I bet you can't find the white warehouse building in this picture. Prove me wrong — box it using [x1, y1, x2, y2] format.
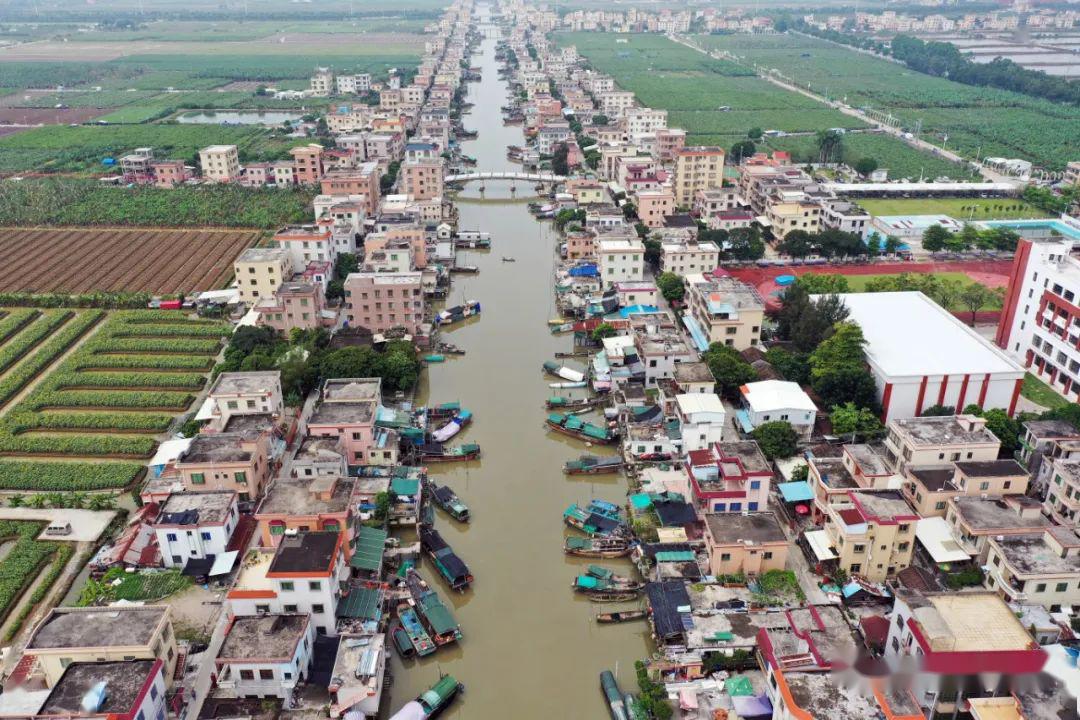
[836, 292, 1025, 421]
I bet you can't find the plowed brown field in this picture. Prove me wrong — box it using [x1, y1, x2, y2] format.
[0, 226, 258, 293]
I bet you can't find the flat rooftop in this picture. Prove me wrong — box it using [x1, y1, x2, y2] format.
[179, 434, 253, 464]
[222, 413, 276, 438]
[40, 660, 157, 716]
[995, 532, 1080, 576]
[891, 415, 999, 446]
[951, 496, 1049, 532]
[704, 512, 787, 545]
[955, 459, 1027, 477]
[845, 443, 892, 477]
[811, 456, 858, 490]
[674, 361, 714, 385]
[269, 531, 340, 575]
[309, 401, 375, 425]
[237, 247, 290, 263]
[211, 371, 280, 396]
[908, 466, 957, 492]
[294, 436, 345, 463]
[852, 490, 917, 521]
[219, 614, 308, 661]
[159, 491, 234, 525]
[258, 476, 353, 516]
[28, 606, 167, 650]
[715, 441, 771, 474]
[785, 670, 881, 720]
[901, 589, 1034, 651]
[323, 378, 381, 402]
[836, 292, 1023, 378]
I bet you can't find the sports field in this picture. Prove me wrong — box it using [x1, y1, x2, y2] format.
[855, 198, 1050, 220]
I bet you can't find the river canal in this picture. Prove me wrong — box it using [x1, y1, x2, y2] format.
[387, 9, 650, 718]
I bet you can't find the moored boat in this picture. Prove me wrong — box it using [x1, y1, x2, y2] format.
[542, 360, 586, 383]
[397, 605, 436, 657]
[572, 575, 643, 601]
[437, 343, 466, 355]
[431, 409, 472, 442]
[546, 412, 618, 444]
[404, 568, 463, 646]
[389, 674, 464, 720]
[564, 455, 623, 475]
[414, 442, 481, 463]
[548, 381, 587, 389]
[546, 396, 600, 411]
[585, 564, 643, 589]
[564, 536, 632, 558]
[563, 500, 627, 537]
[450, 265, 479, 274]
[423, 354, 446, 363]
[596, 610, 647, 624]
[601, 671, 630, 720]
[426, 401, 461, 421]
[419, 526, 474, 591]
[391, 620, 415, 657]
[435, 301, 480, 326]
[430, 484, 470, 522]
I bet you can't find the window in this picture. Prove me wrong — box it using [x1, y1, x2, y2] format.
[191, 473, 205, 485]
[1056, 582, 1068, 592]
[259, 669, 274, 680]
[730, 503, 742, 511]
[720, 553, 731, 561]
[246, 400, 256, 409]
[284, 604, 298, 612]
[850, 563, 861, 573]
[201, 532, 212, 540]
[313, 604, 325, 613]
[1036, 583, 1047, 592]
[853, 544, 866, 554]
[227, 401, 238, 410]
[235, 471, 247, 485]
[255, 604, 270, 613]
[979, 481, 990, 491]
[935, 501, 946, 511]
[166, 533, 177, 542]
[750, 481, 761, 490]
[283, 671, 293, 680]
[763, 552, 773, 560]
[280, 581, 294, 591]
[309, 581, 321, 591]
[239, 670, 255, 680]
[748, 502, 759, 511]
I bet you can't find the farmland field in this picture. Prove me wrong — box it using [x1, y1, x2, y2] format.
[855, 197, 1050, 220]
[558, 32, 973, 178]
[0, 227, 259, 292]
[692, 33, 1080, 170]
[0, 310, 228, 469]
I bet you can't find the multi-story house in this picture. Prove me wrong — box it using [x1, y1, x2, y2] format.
[174, 431, 270, 502]
[673, 393, 726, 452]
[684, 275, 764, 350]
[703, 512, 789, 577]
[343, 271, 425, 335]
[673, 146, 725, 208]
[255, 472, 353, 547]
[24, 606, 178, 688]
[234, 247, 291, 305]
[215, 614, 315, 701]
[274, 224, 336, 274]
[321, 165, 381, 216]
[305, 378, 382, 465]
[149, 159, 190, 188]
[290, 144, 324, 186]
[820, 198, 870, 236]
[257, 282, 333, 333]
[34, 659, 168, 720]
[738, 380, 818, 438]
[1045, 457, 1080, 526]
[884, 414, 1001, 474]
[653, 127, 686, 164]
[199, 144, 240, 183]
[659, 241, 720, 277]
[985, 526, 1080, 609]
[824, 490, 919, 583]
[765, 199, 822, 239]
[597, 239, 645, 287]
[399, 158, 444, 201]
[205, 371, 283, 431]
[947, 495, 1051, 561]
[623, 107, 667, 136]
[883, 589, 1046, 718]
[310, 67, 333, 96]
[902, 459, 1029, 518]
[154, 491, 238, 569]
[636, 190, 675, 228]
[685, 440, 772, 512]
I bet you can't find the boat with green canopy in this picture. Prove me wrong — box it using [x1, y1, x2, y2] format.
[546, 412, 618, 444]
[563, 535, 633, 558]
[564, 455, 623, 475]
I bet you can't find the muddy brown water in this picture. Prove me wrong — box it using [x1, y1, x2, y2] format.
[383, 12, 651, 720]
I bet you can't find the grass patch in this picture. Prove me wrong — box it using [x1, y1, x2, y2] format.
[1021, 372, 1069, 410]
[78, 567, 193, 605]
[855, 197, 1050, 220]
[823, 272, 1003, 311]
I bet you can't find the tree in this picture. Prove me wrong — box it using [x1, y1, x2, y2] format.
[809, 322, 879, 408]
[747, 127, 763, 140]
[884, 235, 902, 255]
[776, 285, 850, 353]
[980, 408, 1022, 457]
[729, 139, 756, 163]
[320, 346, 380, 379]
[816, 129, 844, 163]
[765, 347, 811, 384]
[922, 224, 951, 252]
[702, 343, 758, 397]
[866, 232, 881, 257]
[751, 421, 799, 460]
[552, 143, 570, 176]
[959, 283, 995, 325]
[853, 157, 879, 176]
[656, 272, 685, 303]
[724, 226, 765, 261]
[931, 277, 964, 311]
[795, 273, 850, 294]
[592, 114, 609, 126]
[591, 322, 617, 342]
[335, 252, 359, 278]
[920, 404, 956, 417]
[830, 402, 883, 438]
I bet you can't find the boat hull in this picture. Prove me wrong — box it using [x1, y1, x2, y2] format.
[546, 420, 618, 445]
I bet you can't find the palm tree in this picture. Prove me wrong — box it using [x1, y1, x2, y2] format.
[816, 129, 845, 164]
[88, 494, 116, 511]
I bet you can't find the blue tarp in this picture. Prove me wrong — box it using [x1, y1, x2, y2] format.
[778, 481, 814, 503]
[682, 315, 710, 352]
[569, 263, 599, 277]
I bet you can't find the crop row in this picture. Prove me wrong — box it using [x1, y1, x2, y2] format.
[56, 371, 207, 390]
[3, 543, 75, 642]
[0, 522, 58, 624]
[88, 337, 223, 355]
[6, 410, 173, 433]
[0, 460, 142, 490]
[72, 354, 213, 371]
[0, 310, 38, 347]
[0, 311, 105, 409]
[110, 323, 231, 338]
[0, 430, 158, 457]
[28, 389, 195, 411]
[0, 311, 73, 376]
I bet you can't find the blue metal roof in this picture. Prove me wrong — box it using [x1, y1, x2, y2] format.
[777, 481, 814, 503]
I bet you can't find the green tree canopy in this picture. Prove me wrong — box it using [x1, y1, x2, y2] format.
[751, 421, 799, 460]
[702, 343, 758, 397]
[656, 272, 685, 302]
[830, 402, 883, 438]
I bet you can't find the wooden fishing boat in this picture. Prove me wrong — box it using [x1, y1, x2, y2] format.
[584, 564, 643, 590]
[596, 610, 647, 624]
[601, 671, 630, 720]
[546, 396, 601, 411]
[389, 674, 464, 720]
[419, 526, 474, 591]
[423, 354, 446, 363]
[450, 265, 479, 274]
[542, 361, 586, 383]
[564, 455, 623, 475]
[549, 380, 587, 389]
[431, 410, 471, 443]
[572, 575, 642, 602]
[437, 342, 466, 355]
[414, 442, 480, 463]
[390, 620, 415, 657]
[546, 412, 618, 444]
[502, 256, 516, 262]
[396, 604, 436, 657]
[404, 568, 463, 646]
[426, 401, 461, 421]
[563, 500, 627, 537]
[430, 484, 470, 522]
[435, 301, 481, 326]
[564, 536, 632, 558]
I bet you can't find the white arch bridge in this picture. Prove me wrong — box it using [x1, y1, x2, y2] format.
[445, 171, 567, 183]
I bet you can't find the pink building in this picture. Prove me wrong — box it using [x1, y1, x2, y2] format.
[290, 144, 324, 185]
[685, 441, 773, 512]
[636, 190, 675, 228]
[256, 282, 333, 333]
[399, 159, 444, 201]
[321, 164, 380, 216]
[305, 378, 381, 465]
[149, 160, 191, 188]
[239, 162, 272, 188]
[343, 271, 425, 335]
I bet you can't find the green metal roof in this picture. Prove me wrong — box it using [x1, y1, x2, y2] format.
[337, 586, 383, 620]
[350, 525, 387, 572]
[418, 592, 458, 635]
[390, 477, 420, 496]
[655, 551, 696, 563]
